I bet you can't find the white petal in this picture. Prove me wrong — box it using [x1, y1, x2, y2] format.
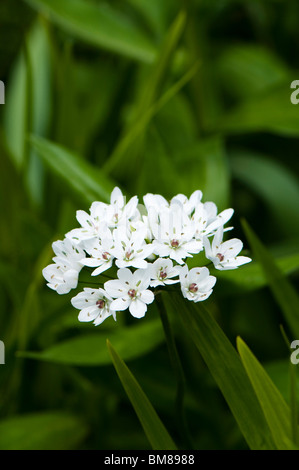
[110, 297, 130, 311]
[110, 186, 124, 207]
[78, 306, 99, 322]
[92, 260, 113, 276]
[139, 289, 155, 305]
[104, 280, 127, 298]
[129, 299, 147, 318]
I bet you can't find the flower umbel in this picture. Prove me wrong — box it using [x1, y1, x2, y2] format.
[42, 187, 252, 326]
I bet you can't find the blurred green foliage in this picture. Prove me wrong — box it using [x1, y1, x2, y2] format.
[1, 0, 299, 450]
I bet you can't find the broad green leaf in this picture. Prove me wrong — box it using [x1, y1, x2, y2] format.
[107, 339, 177, 450]
[0, 412, 88, 450]
[242, 220, 299, 339]
[217, 83, 299, 137]
[237, 337, 293, 450]
[217, 44, 290, 100]
[29, 135, 115, 204]
[166, 293, 276, 450]
[18, 318, 164, 366]
[25, 0, 156, 63]
[231, 152, 299, 236]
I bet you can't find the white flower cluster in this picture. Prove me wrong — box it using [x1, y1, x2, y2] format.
[42, 187, 251, 326]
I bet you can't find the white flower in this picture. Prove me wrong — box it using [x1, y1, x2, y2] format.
[111, 225, 154, 269]
[66, 187, 140, 244]
[179, 264, 216, 302]
[203, 226, 251, 270]
[143, 193, 169, 213]
[104, 186, 140, 229]
[149, 258, 180, 287]
[71, 288, 116, 326]
[42, 238, 84, 294]
[150, 202, 202, 264]
[191, 202, 234, 241]
[80, 225, 115, 276]
[104, 268, 154, 318]
[171, 190, 203, 216]
[66, 201, 106, 244]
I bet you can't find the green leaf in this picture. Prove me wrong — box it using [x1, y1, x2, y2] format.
[237, 337, 293, 450]
[242, 219, 299, 339]
[166, 293, 276, 450]
[231, 152, 299, 236]
[29, 135, 115, 204]
[265, 360, 299, 408]
[107, 339, 177, 450]
[18, 318, 164, 366]
[3, 20, 52, 205]
[217, 44, 290, 100]
[217, 83, 299, 137]
[25, 0, 156, 63]
[0, 412, 88, 450]
[174, 137, 231, 211]
[103, 10, 187, 177]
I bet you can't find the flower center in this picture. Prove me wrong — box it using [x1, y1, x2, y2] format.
[189, 283, 198, 293]
[125, 250, 133, 260]
[128, 289, 136, 299]
[96, 299, 106, 309]
[159, 269, 167, 280]
[170, 239, 179, 248]
[102, 251, 110, 261]
[216, 253, 225, 262]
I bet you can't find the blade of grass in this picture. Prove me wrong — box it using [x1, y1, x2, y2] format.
[25, 0, 156, 63]
[280, 325, 299, 446]
[102, 10, 188, 176]
[237, 337, 293, 450]
[242, 219, 299, 339]
[166, 292, 276, 450]
[103, 60, 200, 177]
[155, 293, 193, 449]
[107, 339, 177, 450]
[29, 135, 115, 204]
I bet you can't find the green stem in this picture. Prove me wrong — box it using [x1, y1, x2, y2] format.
[155, 292, 194, 449]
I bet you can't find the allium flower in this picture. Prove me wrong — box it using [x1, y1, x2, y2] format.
[149, 258, 180, 287]
[103, 186, 140, 229]
[203, 226, 251, 270]
[42, 186, 252, 327]
[111, 225, 154, 269]
[66, 187, 139, 244]
[71, 288, 116, 326]
[191, 202, 234, 242]
[171, 190, 203, 216]
[66, 201, 105, 244]
[42, 238, 84, 294]
[104, 268, 155, 318]
[150, 202, 202, 264]
[80, 226, 115, 276]
[179, 265, 216, 302]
